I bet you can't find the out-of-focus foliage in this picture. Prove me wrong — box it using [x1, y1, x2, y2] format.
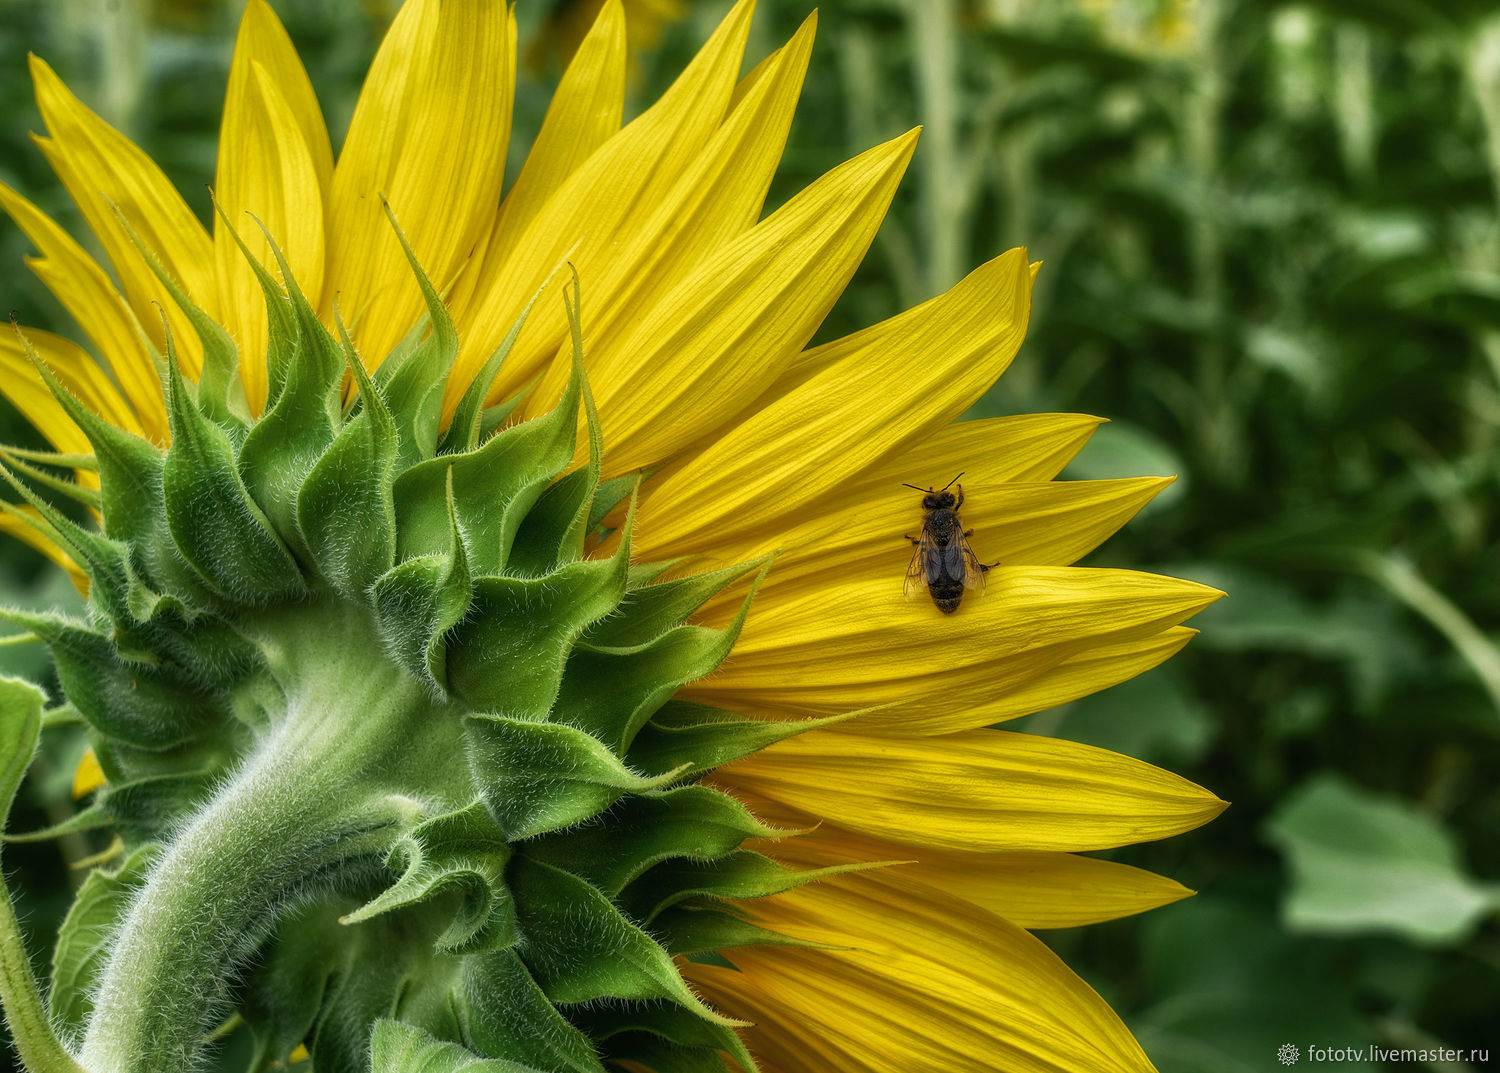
[1, 0, 1497, 1069]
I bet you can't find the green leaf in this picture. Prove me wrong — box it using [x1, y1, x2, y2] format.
[1264, 775, 1500, 945]
[651, 905, 808, 956]
[297, 343, 398, 600]
[464, 716, 681, 840]
[520, 786, 779, 897]
[161, 339, 306, 602]
[48, 844, 160, 1036]
[508, 857, 740, 1025]
[370, 1020, 549, 1073]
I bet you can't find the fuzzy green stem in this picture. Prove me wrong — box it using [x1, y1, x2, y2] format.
[78, 607, 459, 1073]
[0, 880, 87, 1073]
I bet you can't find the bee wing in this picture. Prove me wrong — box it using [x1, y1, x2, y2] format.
[904, 533, 935, 597]
[957, 531, 988, 591]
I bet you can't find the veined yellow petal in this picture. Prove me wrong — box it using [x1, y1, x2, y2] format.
[1, 327, 141, 444]
[0, 506, 87, 593]
[700, 477, 1173, 609]
[29, 55, 212, 378]
[683, 568, 1221, 725]
[626, 248, 1031, 555]
[766, 826, 1192, 928]
[455, 0, 755, 402]
[449, 0, 625, 321]
[326, 0, 513, 366]
[514, 15, 818, 423]
[214, 60, 327, 412]
[719, 728, 1226, 852]
[960, 626, 1198, 732]
[691, 877, 1156, 1073]
[585, 129, 919, 475]
[0, 182, 165, 441]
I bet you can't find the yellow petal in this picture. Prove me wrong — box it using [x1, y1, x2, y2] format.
[690, 876, 1156, 1073]
[767, 826, 1192, 929]
[683, 567, 1221, 727]
[697, 476, 1173, 613]
[961, 626, 1197, 732]
[326, 0, 514, 366]
[510, 14, 819, 422]
[720, 727, 1226, 852]
[1, 327, 141, 447]
[214, 59, 328, 412]
[450, 0, 626, 319]
[625, 245, 1029, 557]
[0, 182, 165, 441]
[0, 506, 87, 593]
[72, 746, 106, 799]
[454, 0, 755, 401]
[29, 55, 213, 378]
[585, 129, 919, 475]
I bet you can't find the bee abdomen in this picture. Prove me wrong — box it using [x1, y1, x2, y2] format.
[929, 576, 964, 613]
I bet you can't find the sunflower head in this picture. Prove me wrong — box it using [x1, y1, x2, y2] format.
[0, 2, 1225, 1072]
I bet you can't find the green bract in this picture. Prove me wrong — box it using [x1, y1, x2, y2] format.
[0, 224, 838, 1073]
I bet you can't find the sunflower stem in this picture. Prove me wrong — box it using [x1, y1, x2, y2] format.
[77, 606, 455, 1073]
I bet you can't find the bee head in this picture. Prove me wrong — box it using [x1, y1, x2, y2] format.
[923, 491, 957, 510]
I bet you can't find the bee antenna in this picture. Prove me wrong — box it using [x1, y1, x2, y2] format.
[940, 472, 964, 491]
[901, 482, 930, 492]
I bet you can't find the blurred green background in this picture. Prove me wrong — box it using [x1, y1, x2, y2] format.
[2, 0, 1498, 1070]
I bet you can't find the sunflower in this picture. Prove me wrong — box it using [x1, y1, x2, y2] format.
[0, 1, 1225, 1072]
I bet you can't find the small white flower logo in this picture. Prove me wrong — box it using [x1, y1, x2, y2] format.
[1277, 1043, 1300, 1065]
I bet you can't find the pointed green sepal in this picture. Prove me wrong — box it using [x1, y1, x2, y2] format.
[582, 559, 762, 649]
[0, 447, 99, 509]
[161, 334, 306, 602]
[464, 715, 683, 840]
[235, 225, 345, 554]
[599, 1032, 734, 1073]
[628, 701, 853, 781]
[374, 200, 459, 465]
[619, 850, 883, 926]
[446, 520, 631, 714]
[576, 1002, 757, 1073]
[654, 904, 821, 957]
[392, 354, 583, 574]
[372, 473, 471, 690]
[211, 195, 298, 407]
[113, 202, 249, 429]
[460, 950, 609, 1073]
[48, 844, 159, 1037]
[2, 799, 111, 843]
[342, 800, 515, 954]
[0, 610, 213, 749]
[521, 785, 780, 897]
[508, 856, 742, 1026]
[369, 1020, 550, 1073]
[296, 338, 398, 600]
[556, 579, 759, 754]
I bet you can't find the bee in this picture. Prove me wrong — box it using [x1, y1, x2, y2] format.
[903, 472, 994, 614]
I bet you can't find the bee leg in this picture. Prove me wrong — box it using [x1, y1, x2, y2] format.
[963, 528, 974, 537]
[904, 533, 920, 545]
[955, 487, 965, 509]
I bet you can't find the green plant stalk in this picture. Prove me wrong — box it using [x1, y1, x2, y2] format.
[78, 602, 458, 1072]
